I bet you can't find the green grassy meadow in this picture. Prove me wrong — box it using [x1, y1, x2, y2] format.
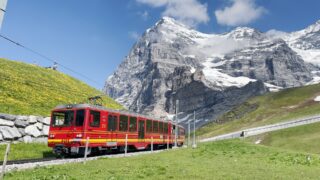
[0, 58, 123, 116]
[246, 122, 320, 154]
[197, 83, 320, 139]
[5, 139, 320, 179]
[0, 143, 53, 161]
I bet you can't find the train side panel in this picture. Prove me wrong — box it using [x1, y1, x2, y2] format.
[48, 104, 184, 156]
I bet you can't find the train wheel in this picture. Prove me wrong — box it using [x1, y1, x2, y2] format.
[91, 147, 101, 155]
[118, 146, 125, 153]
[77, 147, 92, 156]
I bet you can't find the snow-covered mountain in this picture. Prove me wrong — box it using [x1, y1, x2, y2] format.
[104, 17, 320, 128]
[284, 20, 320, 65]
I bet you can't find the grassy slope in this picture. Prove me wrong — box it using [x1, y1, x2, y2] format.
[0, 143, 53, 161]
[197, 83, 320, 139]
[6, 140, 320, 179]
[0, 58, 123, 116]
[246, 122, 320, 154]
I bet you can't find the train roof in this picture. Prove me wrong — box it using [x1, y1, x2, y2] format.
[54, 104, 181, 125]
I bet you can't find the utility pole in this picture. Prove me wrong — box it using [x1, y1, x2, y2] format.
[192, 110, 197, 148]
[174, 99, 179, 148]
[0, 0, 7, 31]
[1, 142, 10, 180]
[188, 119, 190, 147]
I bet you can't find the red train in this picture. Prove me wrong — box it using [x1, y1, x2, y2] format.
[47, 104, 185, 156]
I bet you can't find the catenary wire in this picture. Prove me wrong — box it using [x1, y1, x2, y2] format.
[0, 34, 104, 87]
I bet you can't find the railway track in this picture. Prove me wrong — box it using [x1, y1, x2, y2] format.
[0, 146, 150, 166]
[200, 114, 320, 142]
[0, 151, 127, 166]
[0, 148, 169, 173]
[0, 157, 57, 166]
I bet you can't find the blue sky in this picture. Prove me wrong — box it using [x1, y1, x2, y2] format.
[0, 0, 319, 90]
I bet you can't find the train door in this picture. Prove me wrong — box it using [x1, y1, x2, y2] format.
[163, 122, 168, 144]
[107, 113, 118, 145]
[138, 119, 145, 139]
[73, 109, 85, 137]
[172, 124, 175, 145]
[65, 111, 74, 141]
[87, 110, 101, 144]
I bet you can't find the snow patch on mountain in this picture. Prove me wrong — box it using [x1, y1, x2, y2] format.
[264, 83, 283, 92]
[203, 67, 256, 88]
[189, 35, 252, 58]
[201, 57, 256, 88]
[291, 48, 320, 64]
[190, 66, 196, 73]
[314, 96, 320, 102]
[306, 76, 320, 85]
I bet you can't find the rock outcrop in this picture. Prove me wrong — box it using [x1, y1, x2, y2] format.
[165, 67, 267, 127]
[0, 113, 49, 143]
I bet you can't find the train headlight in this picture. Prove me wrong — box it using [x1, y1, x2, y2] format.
[76, 134, 82, 138]
[66, 104, 73, 109]
[49, 134, 55, 138]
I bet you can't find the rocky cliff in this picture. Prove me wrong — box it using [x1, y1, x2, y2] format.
[104, 17, 320, 128]
[164, 67, 267, 127]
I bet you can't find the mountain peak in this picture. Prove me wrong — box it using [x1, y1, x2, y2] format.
[234, 27, 256, 31]
[160, 16, 176, 23]
[228, 27, 264, 40]
[143, 16, 205, 43]
[306, 19, 320, 33]
[156, 16, 177, 25]
[155, 16, 190, 29]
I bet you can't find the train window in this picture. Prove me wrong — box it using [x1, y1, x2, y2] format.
[153, 121, 158, 133]
[108, 115, 118, 131]
[179, 127, 185, 135]
[89, 111, 100, 127]
[172, 125, 176, 134]
[159, 122, 163, 133]
[52, 111, 73, 127]
[119, 115, 128, 132]
[129, 117, 137, 132]
[75, 110, 85, 126]
[164, 123, 168, 133]
[146, 120, 152, 133]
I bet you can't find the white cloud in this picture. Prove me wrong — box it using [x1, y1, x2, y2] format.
[215, 0, 267, 26]
[265, 29, 288, 39]
[128, 31, 140, 40]
[136, 0, 168, 7]
[138, 11, 149, 20]
[136, 0, 209, 27]
[184, 36, 251, 58]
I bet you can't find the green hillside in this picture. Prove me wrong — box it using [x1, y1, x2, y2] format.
[197, 83, 320, 139]
[0, 58, 123, 116]
[247, 122, 320, 154]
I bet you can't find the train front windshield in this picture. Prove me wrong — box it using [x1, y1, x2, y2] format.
[51, 110, 86, 127]
[52, 111, 74, 127]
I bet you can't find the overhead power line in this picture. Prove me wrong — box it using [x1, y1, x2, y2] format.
[0, 34, 104, 87]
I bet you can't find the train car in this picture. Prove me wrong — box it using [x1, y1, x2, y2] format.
[47, 104, 185, 156]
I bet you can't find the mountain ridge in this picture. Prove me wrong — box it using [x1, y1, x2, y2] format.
[104, 17, 320, 128]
